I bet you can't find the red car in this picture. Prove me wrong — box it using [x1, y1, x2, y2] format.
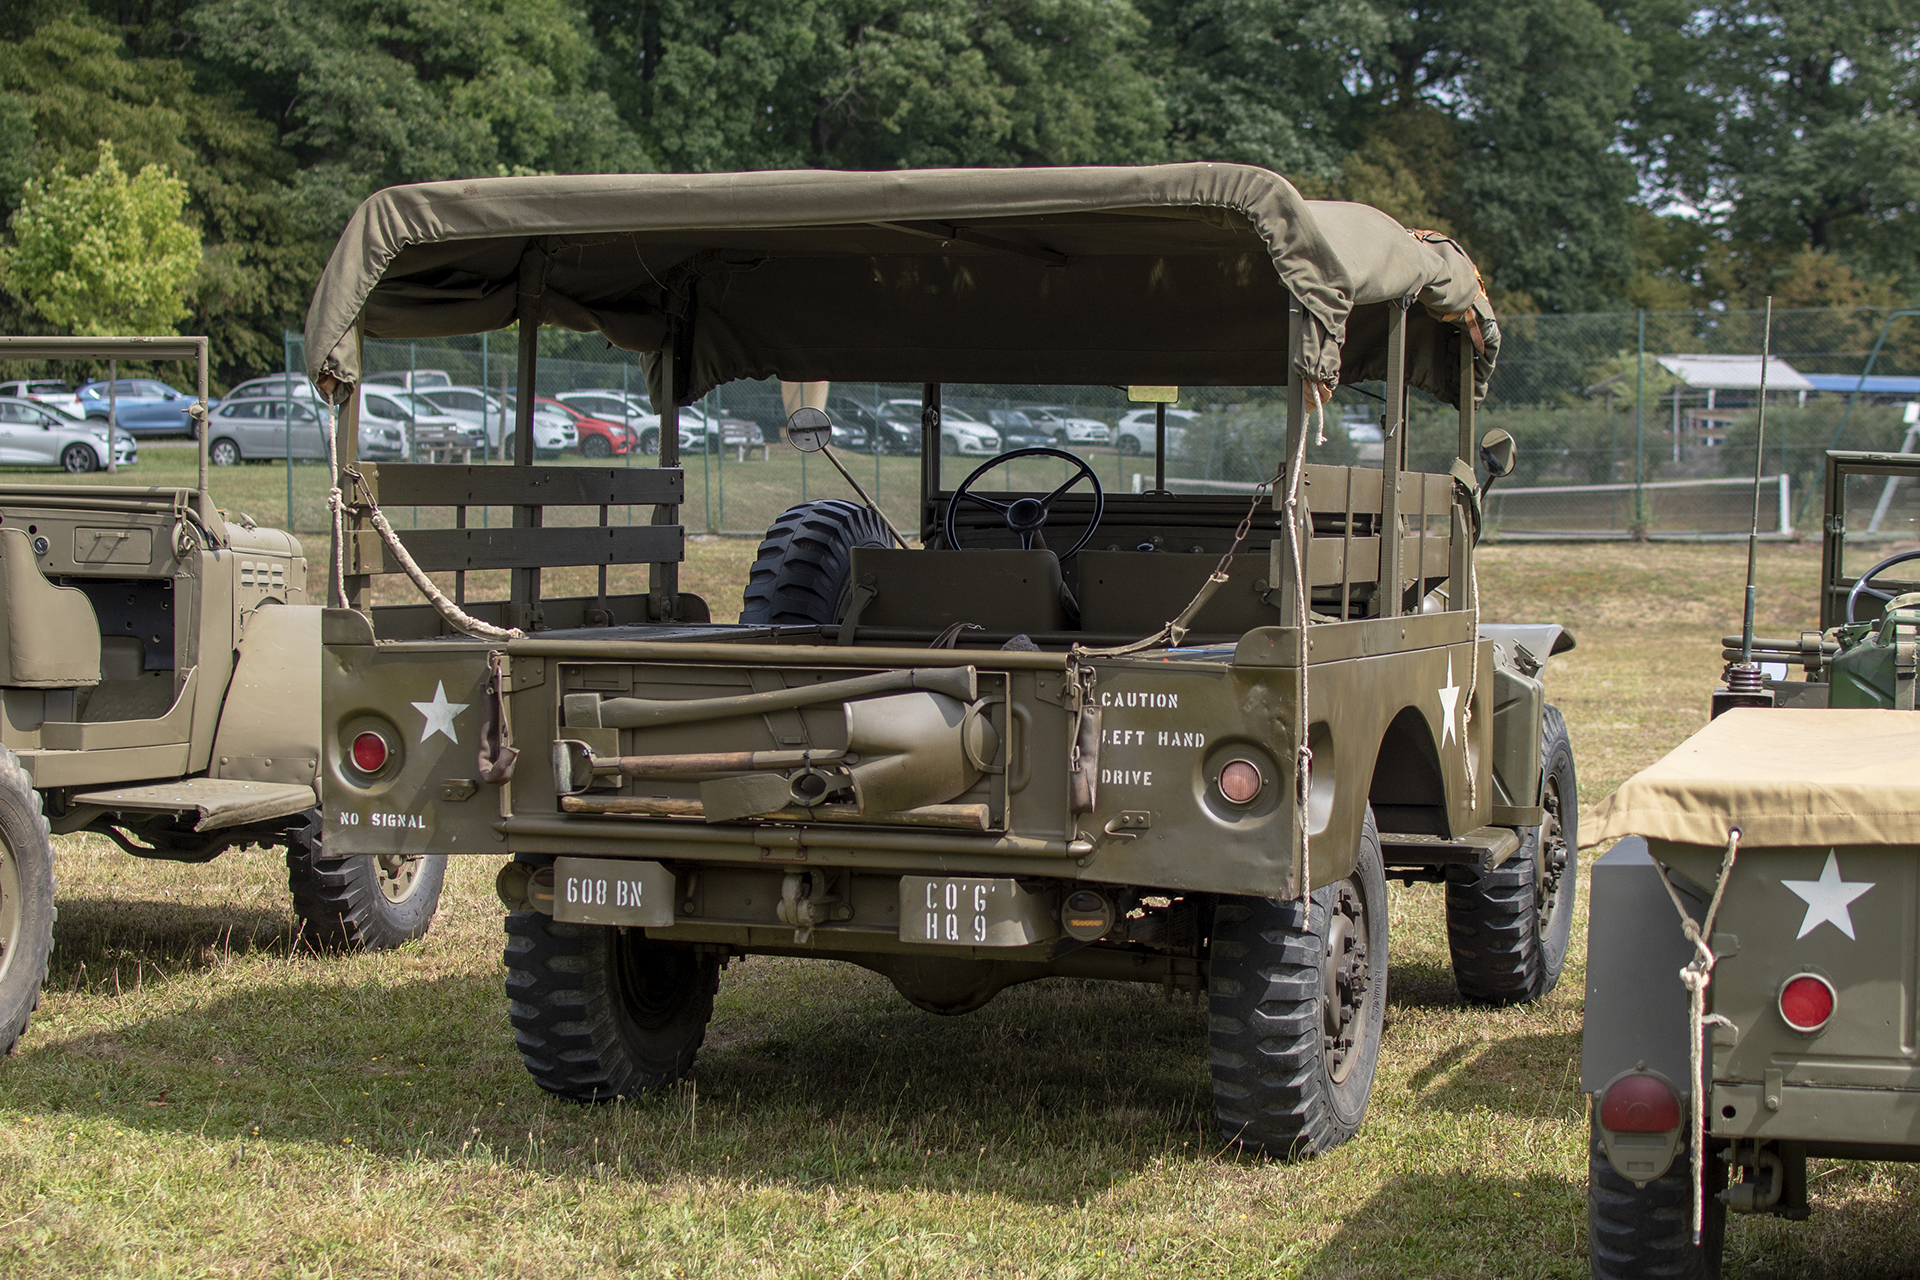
[535, 397, 637, 458]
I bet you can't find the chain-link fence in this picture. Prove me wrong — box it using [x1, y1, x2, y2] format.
[7, 308, 1916, 545]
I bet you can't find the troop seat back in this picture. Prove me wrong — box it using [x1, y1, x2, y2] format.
[842, 548, 1070, 634]
[1076, 549, 1279, 635]
[0, 527, 101, 687]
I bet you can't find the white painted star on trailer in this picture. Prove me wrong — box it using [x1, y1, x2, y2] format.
[411, 681, 470, 745]
[1437, 656, 1461, 746]
[1782, 851, 1874, 940]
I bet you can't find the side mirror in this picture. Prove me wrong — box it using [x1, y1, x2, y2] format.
[1479, 428, 1517, 480]
[786, 406, 833, 453]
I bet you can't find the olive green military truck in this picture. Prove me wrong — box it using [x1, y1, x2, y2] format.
[309, 166, 1577, 1156]
[1582, 450, 1920, 1276]
[0, 336, 445, 1060]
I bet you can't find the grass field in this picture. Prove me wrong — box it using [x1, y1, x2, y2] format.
[4, 519, 1917, 1276]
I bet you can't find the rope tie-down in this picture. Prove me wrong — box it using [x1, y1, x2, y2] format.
[1653, 828, 1742, 1244]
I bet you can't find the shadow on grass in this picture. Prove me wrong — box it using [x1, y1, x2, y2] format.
[6, 961, 1218, 1202]
[1387, 958, 1465, 1009]
[1405, 1029, 1583, 1119]
[49, 896, 299, 988]
[1300, 1169, 1586, 1278]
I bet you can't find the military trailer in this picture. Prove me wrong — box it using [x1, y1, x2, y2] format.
[307, 166, 1578, 1155]
[1582, 449, 1920, 1275]
[0, 336, 445, 1060]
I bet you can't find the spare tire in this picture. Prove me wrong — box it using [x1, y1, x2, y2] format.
[740, 499, 893, 626]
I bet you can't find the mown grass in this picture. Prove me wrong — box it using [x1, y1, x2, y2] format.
[5, 535, 1918, 1278]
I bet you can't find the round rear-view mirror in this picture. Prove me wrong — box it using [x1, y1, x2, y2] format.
[786, 406, 833, 453]
[1479, 427, 1517, 479]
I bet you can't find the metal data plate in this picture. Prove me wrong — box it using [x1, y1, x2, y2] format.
[898, 876, 1058, 947]
[552, 856, 677, 927]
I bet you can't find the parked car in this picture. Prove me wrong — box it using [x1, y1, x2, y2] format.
[536, 397, 636, 458]
[882, 398, 999, 456]
[553, 390, 659, 450]
[414, 386, 573, 457]
[984, 408, 1052, 450]
[827, 395, 919, 454]
[1340, 412, 1385, 463]
[360, 387, 478, 458]
[1015, 404, 1111, 445]
[0, 398, 136, 471]
[207, 396, 405, 464]
[0, 380, 86, 418]
[364, 370, 453, 392]
[1114, 407, 1196, 457]
[76, 379, 209, 436]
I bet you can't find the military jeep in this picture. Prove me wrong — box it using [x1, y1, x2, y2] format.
[0, 336, 445, 1060]
[309, 166, 1577, 1155]
[1583, 450, 1920, 1275]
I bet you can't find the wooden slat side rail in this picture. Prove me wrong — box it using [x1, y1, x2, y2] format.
[352, 525, 683, 575]
[360, 463, 684, 509]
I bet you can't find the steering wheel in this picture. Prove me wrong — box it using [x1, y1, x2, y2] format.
[1847, 548, 1920, 623]
[944, 447, 1105, 558]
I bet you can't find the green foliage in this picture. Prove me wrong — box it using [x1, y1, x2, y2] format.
[0, 140, 201, 334]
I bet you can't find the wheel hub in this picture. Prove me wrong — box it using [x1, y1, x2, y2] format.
[375, 853, 422, 904]
[1322, 881, 1370, 1083]
[1536, 769, 1568, 922]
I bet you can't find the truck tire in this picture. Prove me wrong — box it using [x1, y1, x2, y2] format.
[1209, 805, 1388, 1158]
[0, 746, 54, 1057]
[1445, 703, 1578, 1005]
[504, 909, 717, 1101]
[1588, 1115, 1725, 1280]
[285, 814, 446, 951]
[740, 499, 893, 627]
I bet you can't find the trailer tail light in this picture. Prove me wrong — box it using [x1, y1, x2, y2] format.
[1600, 1073, 1681, 1133]
[351, 731, 391, 775]
[1779, 973, 1836, 1033]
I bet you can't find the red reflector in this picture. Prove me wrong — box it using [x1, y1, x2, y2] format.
[351, 731, 389, 774]
[1600, 1074, 1681, 1133]
[1780, 973, 1835, 1032]
[1220, 759, 1263, 804]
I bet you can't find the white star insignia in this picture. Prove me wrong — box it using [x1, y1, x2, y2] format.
[1437, 655, 1461, 747]
[1782, 851, 1874, 940]
[411, 681, 470, 745]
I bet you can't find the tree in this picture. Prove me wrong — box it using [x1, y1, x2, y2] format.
[0, 140, 202, 335]
[1622, 0, 1920, 299]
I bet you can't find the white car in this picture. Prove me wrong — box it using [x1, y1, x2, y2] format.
[1114, 407, 1196, 458]
[884, 399, 999, 456]
[0, 380, 86, 419]
[555, 390, 761, 454]
[414, 386, 574, 457]
[1016, 405, 1110, 446]
[364, 369, 454, 392]
[0, 397, 135, 471]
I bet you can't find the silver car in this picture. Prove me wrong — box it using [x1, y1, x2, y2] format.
[0, 399, 136, 472]
[1016, 405, 1111, 445]
[206, 398, 405, 464]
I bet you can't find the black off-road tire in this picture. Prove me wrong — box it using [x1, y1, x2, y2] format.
[504, 909, 718, 1101]
[740, 499, 894, 627]
[1588, 1115, 1725, 1280]
[285, 813, 446, 951]
[1209, 805, 1389, 1158]
[0, 747, 54, 1057]
[1446, 703, 1578, 1004]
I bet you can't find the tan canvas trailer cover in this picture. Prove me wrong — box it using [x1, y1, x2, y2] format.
[304, 163, 1497, 406]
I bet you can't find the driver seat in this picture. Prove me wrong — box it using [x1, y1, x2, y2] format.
[839, 548, 1070, 635]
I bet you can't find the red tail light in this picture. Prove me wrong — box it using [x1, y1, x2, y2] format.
[1780, 973, 1836, 1033]
[351, 731, 390, 774]
[1600, 1074, 1681, 1133]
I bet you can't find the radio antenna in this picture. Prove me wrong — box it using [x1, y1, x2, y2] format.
[1738, 297, 1774, 674]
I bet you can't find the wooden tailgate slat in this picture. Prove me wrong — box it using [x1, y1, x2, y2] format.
[363, 463, 683, 508]
[369, 525, 684, 573]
